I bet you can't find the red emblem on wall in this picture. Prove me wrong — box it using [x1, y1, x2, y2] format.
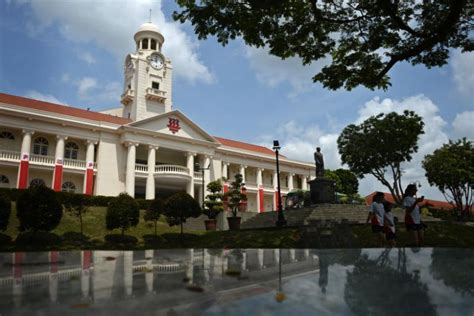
[167, 117, 181, 134]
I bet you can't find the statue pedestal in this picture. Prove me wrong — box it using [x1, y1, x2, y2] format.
[308, 178, 336, 204]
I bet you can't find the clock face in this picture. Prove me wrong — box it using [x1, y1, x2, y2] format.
[149, 54, 164, 69]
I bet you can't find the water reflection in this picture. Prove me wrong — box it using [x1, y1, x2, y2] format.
[0, 248, 473, 315]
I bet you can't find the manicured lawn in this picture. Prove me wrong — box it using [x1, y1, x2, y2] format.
[1, 206, 474, 251]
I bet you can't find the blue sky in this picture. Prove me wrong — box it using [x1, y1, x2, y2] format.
[1, 0, 473, 199]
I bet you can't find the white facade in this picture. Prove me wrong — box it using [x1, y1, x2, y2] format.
[0, 22, 314, 213]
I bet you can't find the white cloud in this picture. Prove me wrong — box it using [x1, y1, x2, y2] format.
[24, 90, 65, 105]
[452, 111, 474, 140]
[73, 76, 121, 104]
[244, 46, 329, 97]
[451, 51, 474, 99]
[78, 51, 96, 65]
[257, 95, 453, 200]
[76, 77, 97, 97]
[15, 0, 213, 84]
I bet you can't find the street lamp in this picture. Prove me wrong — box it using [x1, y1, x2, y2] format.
[273, 140, 287, 227]
[195, 162, 210, 209]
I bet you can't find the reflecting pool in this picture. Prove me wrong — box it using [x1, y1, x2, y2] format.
[0, 248, 473, 315]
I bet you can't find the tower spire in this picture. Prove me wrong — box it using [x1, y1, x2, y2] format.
[149, 9, 152, 23]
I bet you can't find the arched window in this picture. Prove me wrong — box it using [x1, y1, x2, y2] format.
[62, 181, 76, 193]
[142, 38, 149, 49]
[150, 39, 156, 50]
[65, 142, 79, 160]
[0, 131, 14, 140]
[33, 137, 49, 156]
[30, 178, 46, 187]
[0, 175, 9, 188]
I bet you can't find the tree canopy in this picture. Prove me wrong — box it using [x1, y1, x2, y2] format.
[163, 191, 201, 234]
[144, 198, 164, 235]
[204, 179, 225, 219]
[337, 110, 424, 204]
[106, 193, 140, 235]
[173, 1, 473, 90]
[422, 138, 473, 218]
[325, 168, 359, 195]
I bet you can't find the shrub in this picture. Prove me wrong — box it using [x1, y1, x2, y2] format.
[144, 198, 164, 235]
[136, 199, 151, 210]
[64, 193, 89, 235]
[0, 192, 12, 231]
[204, 180, 224, 219]
[106, 193, 139, 235]
[16, 186, 63, 233]
[163, 192, 201, 234]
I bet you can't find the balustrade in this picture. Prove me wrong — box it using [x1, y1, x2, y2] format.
[0, 149, 20, 162]
[155, 164, 189, 175]
[30, 154, 55, 166]
[135, 163, 148, 173]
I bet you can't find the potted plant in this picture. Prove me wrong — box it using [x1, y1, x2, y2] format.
[203, 179, 224, 231]
[224, 174, 247, 230]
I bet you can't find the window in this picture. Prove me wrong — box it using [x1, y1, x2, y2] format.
[62, 181, 76, 193]
[33, 137, 49, 156]
[150, 39, 156, 50]
[65, 142, 79, 160]
[152, 81, 159, 90]
[30, 178, 45, 187]
[142, 38, 148, 49]
[0, 131, 14, 140]
[0, 175, 9, 188]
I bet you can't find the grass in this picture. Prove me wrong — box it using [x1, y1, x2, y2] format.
[1, 206, 474, 251]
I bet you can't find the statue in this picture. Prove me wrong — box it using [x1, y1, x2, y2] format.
[314, 147, 324, 178]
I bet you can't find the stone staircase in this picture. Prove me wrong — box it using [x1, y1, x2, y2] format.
[240, 208, 314, 229]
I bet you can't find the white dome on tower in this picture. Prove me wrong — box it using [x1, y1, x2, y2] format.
[134, 22, 164, 47]
[136, 22, 160, 34]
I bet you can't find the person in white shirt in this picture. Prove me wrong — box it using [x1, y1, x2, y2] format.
[366, 192, 385, 246]
[383, 201, 396, 247]
[403, 184, 425, 246]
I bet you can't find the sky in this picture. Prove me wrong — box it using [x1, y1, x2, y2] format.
[0, 0, 473, 200]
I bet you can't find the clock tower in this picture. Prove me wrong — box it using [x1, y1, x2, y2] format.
[121, 22, 173, 121]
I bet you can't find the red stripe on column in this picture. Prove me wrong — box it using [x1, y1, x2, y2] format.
[18, 160, 29, 189]
[223, 183, 229, 211]
[259, 187, 264, 213]
[50, 251, 59, 273]
[85, 168, 94, 195]
[13, 252, 24, 279]
[83, 251, 91, 270]
[53, 164, 63, 192]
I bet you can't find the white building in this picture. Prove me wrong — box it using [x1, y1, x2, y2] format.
[0, 22, 314, 213]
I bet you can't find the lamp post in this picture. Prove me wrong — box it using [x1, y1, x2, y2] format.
[273, 140, 287, 227]
[195, 162, 210, 209]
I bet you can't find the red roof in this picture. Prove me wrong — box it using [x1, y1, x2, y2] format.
[0, 93, 132, 125]
[215, 136, 283, 157]
[365, 192, 455, 209]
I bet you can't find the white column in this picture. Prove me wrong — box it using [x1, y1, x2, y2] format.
[20, 130, 33, 155]
[304, 249, 310, 259]
[240, 165, 246, 183]
[204, 155, 211, 196]
[146, 146, 157, 200]
[186, 249, 194, 284]
[257, 249, 265, 269]
[257, 168, 263, 212]
[145, 250, 154, 293]
[288, 173, 294, 191]
[274, 249, 279, 265]
[125, 143, 137, 197]
[273, 171, 279, 211]
[289, 249, 296, 262]
[257, 168, 263, 187]
[54, 135, 66, 162]
[222, 162, 229, 180]
[83, 140, 96, 194]
[302, 175, 308, 190]
[241, 251, 247, 272]
[186, 152, 195, 197]
[17, 130, 34, 189]
[124, 251, 133, 297]
[52, 135, 67, 191]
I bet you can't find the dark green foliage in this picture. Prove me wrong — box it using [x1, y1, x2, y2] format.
[163, 192, 201, 235]
[136, 199, 152, 210]
[204, 180, 224, 219]
[63, 193, 89, 235]
[0, 188, 21, 202]
[224, 174, 247, 217]
[338, 110, 424, 204]
[0, 192, 11, 231]
[16, 186, 63, 233]
[106, 193, 139, 235]
[423, 138, 473, 219]
[431, 248, 474, 295]
[144, 198, 164, 235]
[173, 1, 472, 90]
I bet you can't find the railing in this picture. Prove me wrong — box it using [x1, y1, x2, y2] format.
[155, 164, 189, 176]
[0, 149, 20, 162]
[135, 163, 148, 173]
[194, 171, 203, 180]
[263, 184, 274, 190]
[63, 158, 86, 169]
[121, 89, 134, 105]
[30, 154, 55, 166]
[145, 88, 167, 102]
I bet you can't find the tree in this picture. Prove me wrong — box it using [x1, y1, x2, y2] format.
[338, 110, 424, 204]
[173, 1, 472, 90]
[16, 186, 63, 233]
[0, 192, 11, 231]
[325, 168, 359, 196]
[224, 174, 247, 217]
[204, 179, 225, 220]
[163, 192, 201, 235]
[144, 198, 164, 236]
[422, 138, 473, 219]
[106, 193, 140, 236]
[431, 248, 474, 296]
[63, 193, 89, 235]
